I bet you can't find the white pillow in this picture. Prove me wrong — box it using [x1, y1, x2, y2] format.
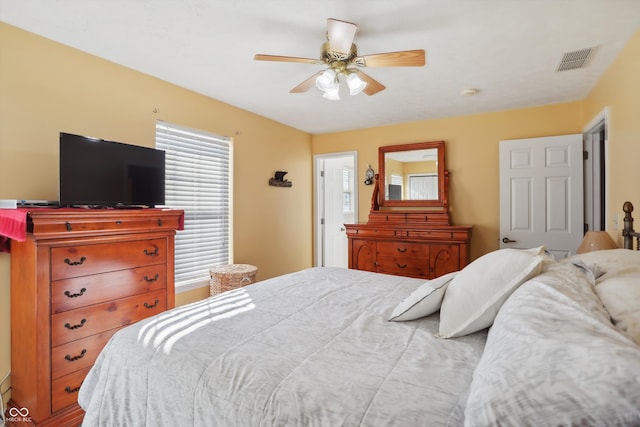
[596, 272, 640, 345]
[562, 248, 640, 277]
[437, 246, 548, 338]
[564, 249, 640, 343]
[388, 272, 458, 321]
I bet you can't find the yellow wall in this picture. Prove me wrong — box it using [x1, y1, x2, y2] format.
[0, 23, 313, 398]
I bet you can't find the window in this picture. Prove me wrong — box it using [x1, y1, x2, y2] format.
[156, 121, 232, 291]
[342, 167, 354, 213]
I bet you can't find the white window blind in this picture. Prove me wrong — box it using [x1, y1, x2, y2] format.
[156, 121, 232, 289]
[342, 167, 353, 213]
[409, 174, 438, 200]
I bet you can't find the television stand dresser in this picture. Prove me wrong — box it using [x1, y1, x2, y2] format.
[346, 141, 471, 279]
[8, 208, 183, 426]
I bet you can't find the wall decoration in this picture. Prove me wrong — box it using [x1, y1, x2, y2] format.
[269, 171, 292, 187]
[364, 165, 375, 185]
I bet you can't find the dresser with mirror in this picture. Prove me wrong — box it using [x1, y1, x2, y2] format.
[345, 141, 472, 279]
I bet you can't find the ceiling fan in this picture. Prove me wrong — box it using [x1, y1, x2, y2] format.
[254, 18, 426, 99]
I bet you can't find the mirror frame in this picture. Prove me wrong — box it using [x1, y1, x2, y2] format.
[378, 140, 446, 208]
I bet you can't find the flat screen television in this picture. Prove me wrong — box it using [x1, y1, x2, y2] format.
[59, 132, 165, 208]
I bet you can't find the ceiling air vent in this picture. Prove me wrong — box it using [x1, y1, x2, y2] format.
[555, 47, 596, 72]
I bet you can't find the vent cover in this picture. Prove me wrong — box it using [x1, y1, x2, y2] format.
[555, 47, 596, 72]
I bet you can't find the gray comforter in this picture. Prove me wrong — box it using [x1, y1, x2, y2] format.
[79, 267, 487, 426]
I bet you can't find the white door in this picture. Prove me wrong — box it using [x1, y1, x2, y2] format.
[314, 153, 357, 268]
[499, 134, 583, 259]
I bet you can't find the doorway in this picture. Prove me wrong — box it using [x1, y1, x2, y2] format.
[583, 108, 609, 231]
[314, 152, 358, 268]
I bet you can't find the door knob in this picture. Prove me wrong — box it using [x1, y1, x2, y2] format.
[502, 237, 517, 244]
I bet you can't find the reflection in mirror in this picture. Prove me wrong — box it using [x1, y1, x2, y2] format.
[384, 148, 439, 201]
[378, 141, 446, 208]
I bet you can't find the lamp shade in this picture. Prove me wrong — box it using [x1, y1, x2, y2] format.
[316, 69, 337, 91]
[576, 231, 617, 254]
[346, 73, 367, 95]
[321, 85, 340, 100]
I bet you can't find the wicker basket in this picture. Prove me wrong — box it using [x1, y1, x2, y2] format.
[209, 264, 257, 295]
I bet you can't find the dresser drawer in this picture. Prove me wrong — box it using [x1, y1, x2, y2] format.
[376, 241, 429, 258]
[407, 229, 471, 240]
[51, 366, 92, 413]
[51, 329, 118, 380]
[51, 238, 167, 280]
[376, 256, 429, 278]
[51, 265, 167, 313]
[51, 289, 167, 346]
[29, 209, 183, 238]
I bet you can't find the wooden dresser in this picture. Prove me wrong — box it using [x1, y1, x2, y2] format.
[9, 209, 183, 426]
[347, 141, 471, 280]
[345, 212, 471, 279]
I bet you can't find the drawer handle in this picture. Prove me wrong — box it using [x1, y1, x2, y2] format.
[144, 299, 160, 309]
[64, 256, 86, 266]
[65, 222, 72, 232]
[157, 219, 163, 227]
[396, 263, 408, 269]
[144, 274, 160, 283]
[64, 318, 87, 330]
[64, 288, 87, 298]
[64, 386, 81, 394]
[396, 247, 407, 253]
[65, 349, 87, 362]
[144, 245, 159, 257]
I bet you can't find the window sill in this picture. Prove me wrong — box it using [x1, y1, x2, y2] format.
[175, 278, 209, 294]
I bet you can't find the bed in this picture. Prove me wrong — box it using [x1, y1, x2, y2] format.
[78, 205, 640, 426]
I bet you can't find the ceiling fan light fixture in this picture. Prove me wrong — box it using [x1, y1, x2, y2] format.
[255, 18, 427, 99]
[316, 69, 337, 91]
[346, 72, 367, 96]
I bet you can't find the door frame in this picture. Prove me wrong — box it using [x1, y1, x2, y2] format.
[313, 151, 358, 267]
[583, 107, 610, 231]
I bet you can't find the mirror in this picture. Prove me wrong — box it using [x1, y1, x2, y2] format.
[378, 141, 446, 208]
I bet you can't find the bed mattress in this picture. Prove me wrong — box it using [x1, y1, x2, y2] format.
[79, 267, 487, 426]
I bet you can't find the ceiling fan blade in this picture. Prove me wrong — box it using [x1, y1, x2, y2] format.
[290, 71, 324, 93]
[254, 54, 322, 65]
[351, 69, 386, 96]
[327, 18, 357, 54]
[358, 49, 426, 67]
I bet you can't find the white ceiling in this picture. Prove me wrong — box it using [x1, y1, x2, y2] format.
[1, 1, 639, 134]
